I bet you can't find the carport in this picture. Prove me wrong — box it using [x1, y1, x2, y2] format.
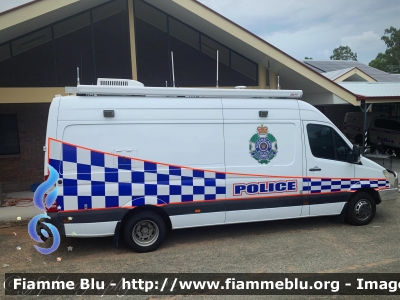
[338, 82, 400, 155]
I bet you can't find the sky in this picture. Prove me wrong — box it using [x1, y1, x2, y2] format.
[1, 0, 399, 64]
[197, 0, 400, 64]
[0, 0, 33, 13]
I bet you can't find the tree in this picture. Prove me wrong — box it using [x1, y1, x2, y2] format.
[369, 53, 393, 73]
[369, 26, 400, 73]
[382, 26, 400, 66]
[330, 45, 357, 61]
[304, 56, 313, 59]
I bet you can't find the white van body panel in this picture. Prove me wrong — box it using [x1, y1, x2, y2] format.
[55, 96, 226, 228]
[355, 156, 386, 179]
[225, 206, 303, 224]
[170, 212, 226, 229]
[309, 203, 346, 216]
[222, 99, 304, 222]
[64, 221, 117, 237]
[297, 100, 331, 123]
[56, 97, 225, 171]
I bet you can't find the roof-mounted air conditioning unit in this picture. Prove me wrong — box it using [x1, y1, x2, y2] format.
[97, 78, 144, 87]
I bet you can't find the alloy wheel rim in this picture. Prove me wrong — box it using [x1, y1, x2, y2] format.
[355, 199, 372, 221]
[132, 220, 159, 246]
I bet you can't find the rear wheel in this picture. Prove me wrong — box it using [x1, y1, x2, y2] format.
[346, 192, 376, 226]
[124, 211, 166, 252]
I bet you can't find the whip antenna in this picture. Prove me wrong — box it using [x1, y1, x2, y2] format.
[216, 50, 219, 88]
[171, 51, 176, 88]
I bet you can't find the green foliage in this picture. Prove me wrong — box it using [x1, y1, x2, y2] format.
[330, 46, 357, 61]
[382, 26, 400, 65]
[369, 26, 400, 73]
[305, 57, 313, 60]
[369, 53, 392, 72]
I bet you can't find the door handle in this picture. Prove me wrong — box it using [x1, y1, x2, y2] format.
[309, 166, 321, 171]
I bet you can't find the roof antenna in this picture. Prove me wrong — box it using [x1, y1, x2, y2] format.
[77, 66, 80, 86]
[277, 69, 280, 90]
[216, 50, 219, 88]
[171, 51, 176, 88]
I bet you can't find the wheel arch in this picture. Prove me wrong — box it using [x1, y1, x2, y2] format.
[352, 188, 381, 205]
[340, 188, 381, 217]
[120, 205, 172, 234]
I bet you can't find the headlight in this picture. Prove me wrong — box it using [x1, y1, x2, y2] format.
[383, 170, 390, 181]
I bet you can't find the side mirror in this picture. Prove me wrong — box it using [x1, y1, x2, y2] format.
[348, 144, 361, 163]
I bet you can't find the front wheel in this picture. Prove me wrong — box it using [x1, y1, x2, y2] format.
[124, 211, 166, 253]
[346, 192, 376, 226]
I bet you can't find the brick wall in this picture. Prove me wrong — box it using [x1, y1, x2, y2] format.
[0, 103, 50, 193]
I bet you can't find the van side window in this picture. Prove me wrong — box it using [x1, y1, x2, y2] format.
[374, 119, 400, 131]
[307, 124, 351, 162]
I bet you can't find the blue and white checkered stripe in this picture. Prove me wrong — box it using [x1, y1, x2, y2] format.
[303, 178, 389, 194]
[49, 140, 226, 211]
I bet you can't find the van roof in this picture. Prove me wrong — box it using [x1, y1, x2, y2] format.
[66, 78, 303, 99]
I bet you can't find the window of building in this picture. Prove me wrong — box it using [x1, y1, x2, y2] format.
[169, 19, 209, 86]
[134, 0, 169, 87]
[0, 44, 13, 87]
[307, 124, 351, 161]
[134, 0, 258, 87]
[12, 28, 55, 87]
[0, 114, 20, 155]
[169, 18, 199, 50]
[0, 0, 131, 87]
[231, 52, 257, 82]
[54, 12, 93, 86]
[93, 0, 132, 80]
[201, 35, 229, 66]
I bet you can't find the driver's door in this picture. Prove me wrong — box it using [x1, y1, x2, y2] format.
[302, 121, 355, 216]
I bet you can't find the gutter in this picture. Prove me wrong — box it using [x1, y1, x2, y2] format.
[355, 95, 400, 101]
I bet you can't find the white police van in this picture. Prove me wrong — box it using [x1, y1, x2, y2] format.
[42, 79, 398, 252]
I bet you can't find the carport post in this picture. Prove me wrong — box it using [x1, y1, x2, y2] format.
[361, 100, 368, 154]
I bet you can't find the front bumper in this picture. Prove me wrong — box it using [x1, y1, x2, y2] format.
[378, 169, 398, 201]
[379, 188, 398, 201]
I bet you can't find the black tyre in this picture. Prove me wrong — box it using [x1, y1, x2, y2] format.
[346, 192, 376, 226]
[124, 211, 166, 253]
[36, 222, 53, 242]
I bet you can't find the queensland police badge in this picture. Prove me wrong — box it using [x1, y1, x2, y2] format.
[249, 125, 277, 164]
